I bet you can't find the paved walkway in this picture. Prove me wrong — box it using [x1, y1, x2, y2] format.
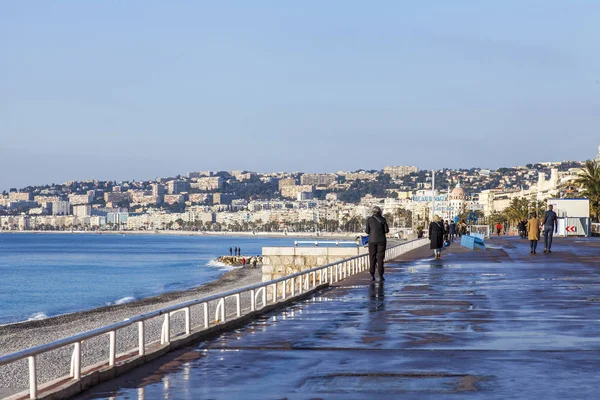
[78, 237, 600, 400]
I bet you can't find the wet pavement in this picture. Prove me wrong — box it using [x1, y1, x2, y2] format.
[77, 237, 600, 400]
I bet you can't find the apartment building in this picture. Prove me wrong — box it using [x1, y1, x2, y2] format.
[383, 165, 418, 178]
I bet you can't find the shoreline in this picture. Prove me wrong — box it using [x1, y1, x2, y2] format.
[0, 266, 261, 353]
[0, 230, 361, 240]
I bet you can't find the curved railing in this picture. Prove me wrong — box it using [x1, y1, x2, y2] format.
[0, 238, 427, 399]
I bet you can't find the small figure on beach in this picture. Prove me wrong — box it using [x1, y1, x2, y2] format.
[365, 206, 389, 281]
[238, 247, 242, 256]
[241, 257, 246, 268]
[528, 212, 540, 254]
[234, 247, 239, 256]
[250, 256, 258, 269]
[429, 215, 444, 259]
[229, 247, 233, 256]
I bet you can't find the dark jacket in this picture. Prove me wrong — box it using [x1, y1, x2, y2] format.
[543, 210, 558, 230]
[429, 221, 444, 250]
[449, 223, 456, 234]
[365, 214, 389, 244]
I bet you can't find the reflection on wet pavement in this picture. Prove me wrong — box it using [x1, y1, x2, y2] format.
[77, 237, 600, 400]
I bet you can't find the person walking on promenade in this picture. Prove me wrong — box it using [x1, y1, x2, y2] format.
[542, 205, 558, 253]
[429, 215, 444, 259]
[238, 247, 242, 256]
[229, 247, 233, 256]
[458, 219, 467, 237]
[448, 220, 457, 242]
[495, 222, 503, 236]
[365, 206, 389, 281]
[241, 257, 246, 268]
[443, 220, 450, 242]
[250, 256, 258, 269]
[527, 212, 540, 254]
[517, 220, 526, 239]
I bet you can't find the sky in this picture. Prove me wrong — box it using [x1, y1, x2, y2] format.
[1, 1, 599, 191]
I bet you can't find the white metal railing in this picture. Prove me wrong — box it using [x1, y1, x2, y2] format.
[0, 238, 427, 399]
[294, 240, 359, 247]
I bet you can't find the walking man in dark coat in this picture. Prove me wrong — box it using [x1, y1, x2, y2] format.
[229, 247, 233, 256]
[429, 215, 444, 259]
[543, 205, 558, 253]
[448, 221, 457, 242]
[365, 206, 389, 281]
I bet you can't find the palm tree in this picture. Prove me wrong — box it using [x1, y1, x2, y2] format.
[504, 198, 530, 224]
[574, 160, 600, 221]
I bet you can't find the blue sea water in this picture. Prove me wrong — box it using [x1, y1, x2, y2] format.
[0, 233, 297, 325]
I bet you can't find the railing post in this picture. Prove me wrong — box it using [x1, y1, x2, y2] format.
[184, 307, 191, 335]
[163, 313, 171, 344]
[203, 302, 209, 329]
[250, 289, 256, 311]
[28, 356, 37, 400]
[109, 330, 116, 366]
[282, 279, 287, 299]
[235, 293, 241, 317]
[73, 341, 81, 380]
[271, 283, 277, 303]
[215, 298, 225, 322]
[319, 269, 323, 284]
[299, 274, 303, 293]
[138, 321, 145, 356]
[262, 286, 267, 307]
[291, 277, 295, 296]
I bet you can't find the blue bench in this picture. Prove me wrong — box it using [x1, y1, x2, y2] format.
[460, 235, 486, 250]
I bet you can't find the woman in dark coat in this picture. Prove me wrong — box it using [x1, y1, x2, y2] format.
[429, 215, 444, 259]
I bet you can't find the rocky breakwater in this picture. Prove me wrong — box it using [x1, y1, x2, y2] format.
[216, 256, 260, 267]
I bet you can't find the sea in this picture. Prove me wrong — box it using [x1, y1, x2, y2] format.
[0, 233, 300, 325]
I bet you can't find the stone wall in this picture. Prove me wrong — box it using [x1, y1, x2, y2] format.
[261, 246, 368, 283]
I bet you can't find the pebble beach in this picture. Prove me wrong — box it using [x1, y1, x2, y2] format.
[0, 266, 262, 397]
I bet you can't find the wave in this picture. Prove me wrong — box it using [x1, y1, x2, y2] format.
[28, 312, 49, 321]
[105, 296, 137, 306]
[206, 258, 238, 271]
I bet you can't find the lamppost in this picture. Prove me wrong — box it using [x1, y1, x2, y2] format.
[431, 170, 436, 221]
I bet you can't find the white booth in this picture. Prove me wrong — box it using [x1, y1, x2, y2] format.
[547, 198, 590, 237]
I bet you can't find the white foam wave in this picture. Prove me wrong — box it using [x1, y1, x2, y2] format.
[114, 296, 136, 305]
[206, 259, 238, 270]
[28, 312, 48, 321]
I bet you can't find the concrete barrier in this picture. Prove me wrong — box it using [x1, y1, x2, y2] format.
[261, 246, 368, 283]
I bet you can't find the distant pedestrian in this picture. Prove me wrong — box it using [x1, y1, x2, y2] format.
[448, 221, 457, 242]
[527, 212, 540, 254]
[443, 220, 449, 242]
[238, 247, 242, 256]
[429, 215, 444, 259]
[229, 247, 233, 256]
[517, 220, 527, 239]
[235, 247, 239, 256]
[251, 256, 258, 269]
[542, 205, 558, 253]
[365, 206, 389, 281]
[495, 223, 503, 236]
[241, 257, 246, 268]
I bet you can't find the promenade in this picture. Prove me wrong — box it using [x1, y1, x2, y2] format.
[77, 237, 600, 400]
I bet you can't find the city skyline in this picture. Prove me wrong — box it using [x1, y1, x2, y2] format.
[2, 1, 599, 191]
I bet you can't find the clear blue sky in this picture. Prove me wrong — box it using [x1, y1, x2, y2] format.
[1, 1, 599, 191]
